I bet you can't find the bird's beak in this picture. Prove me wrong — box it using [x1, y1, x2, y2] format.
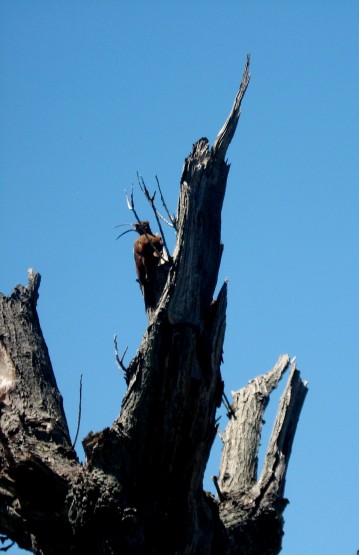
[116, 228, 135, 240]
[115, 223, 136, 239]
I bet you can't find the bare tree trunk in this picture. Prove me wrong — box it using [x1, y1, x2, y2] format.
[0, 56, 308, 554]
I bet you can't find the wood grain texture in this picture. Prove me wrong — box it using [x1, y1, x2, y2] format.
[0, 57, 308, 555]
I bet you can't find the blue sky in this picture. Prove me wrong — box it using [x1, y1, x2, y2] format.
[1, 2, 358, 554]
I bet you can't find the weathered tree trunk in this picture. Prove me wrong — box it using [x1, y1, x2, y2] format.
[0, 57, 308, 554]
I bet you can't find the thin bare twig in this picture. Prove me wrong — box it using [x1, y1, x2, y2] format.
[222, 392, 235, 419]
[0, 541, 15, 552]
[125, 184, 169, 264]
[137, 173, 172, 262]
[155, 175, 177, 230]
[153, 210, 174, 229]
[72, 374, 83, 450]
[216, 426, 225, 443]
[114, 334, 128, 373]
[125, 183, 135, 211]
[212, 475, 225, 501]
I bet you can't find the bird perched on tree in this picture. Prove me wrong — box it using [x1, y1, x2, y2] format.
[132, 221, 163, 284]
[117, 220, 164, 309]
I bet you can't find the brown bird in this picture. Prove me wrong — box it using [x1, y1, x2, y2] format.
[132, 221, 163, 284]
[117, 220, 164, 308]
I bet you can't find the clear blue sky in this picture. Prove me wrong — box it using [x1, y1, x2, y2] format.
[1, 2, 358, 554]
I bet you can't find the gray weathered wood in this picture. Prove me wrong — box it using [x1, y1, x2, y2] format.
[217, 357, 308, 555]
[0, 270, 78, 552]
[0, 57, 308, 555]
[218, 354, 291, 494]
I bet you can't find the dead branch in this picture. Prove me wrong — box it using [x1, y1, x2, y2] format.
[219, 355, 291, 494]
[125, 185, 168, 264]
[212, 476, 225, 502]
[217, 355, 308, 555]
[137, 173, 173, 262]
[222, 392, 235, 419]
[258, 361, 308, 498]
[155, 174, 177, 230]
[212, 53, 251, 160]
[114, 334, 128, 374]
[71, 374, 83, 450]
[0, 56, 307, 555]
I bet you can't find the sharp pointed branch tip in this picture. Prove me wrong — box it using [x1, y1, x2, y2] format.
[114, 334, 128, 374]
[212, 54, 251, 157]
[71, 373, 83, 450]
[125, 185, 135, 210]
[125, 192, 133, 210]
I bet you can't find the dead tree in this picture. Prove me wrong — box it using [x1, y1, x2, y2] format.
[0, 57, 308, 554]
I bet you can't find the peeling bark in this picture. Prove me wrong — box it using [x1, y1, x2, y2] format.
[0, 56, 308, 555]
[0, 270, 78, 553]
[218, 357, 308, 555]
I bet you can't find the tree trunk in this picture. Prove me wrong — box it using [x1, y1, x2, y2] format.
[0, 56, 308, 554]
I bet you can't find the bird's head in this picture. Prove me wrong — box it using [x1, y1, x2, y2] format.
[134, 221, 151, 235]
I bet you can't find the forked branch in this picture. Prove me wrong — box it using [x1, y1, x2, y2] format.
[217, 355, 308, 555]
[137, 173, 173, 261]
[155, 175, 177, 230]
[124, 185, 168, 263]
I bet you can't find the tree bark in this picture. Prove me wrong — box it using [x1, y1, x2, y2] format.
[0, 56, 308, 554]
[218, 356, 308, 555]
